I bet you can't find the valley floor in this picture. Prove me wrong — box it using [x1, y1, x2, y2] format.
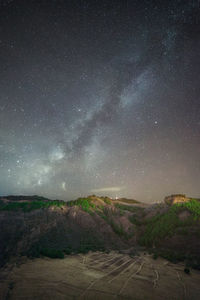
[0, 251, 200, 300]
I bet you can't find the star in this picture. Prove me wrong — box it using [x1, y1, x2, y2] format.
[0, 0, 199, 202]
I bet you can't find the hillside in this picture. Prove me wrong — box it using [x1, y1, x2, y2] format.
[0, 195, 141, 266]
[1, 194, 200, 299]
[0, 194, 200, 271]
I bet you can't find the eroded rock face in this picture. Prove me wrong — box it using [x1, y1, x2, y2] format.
[178, 210, 191, 220]
[0, 203, 131, 266]
[0, 208, 67, 267]
[164, 194, 190, 206]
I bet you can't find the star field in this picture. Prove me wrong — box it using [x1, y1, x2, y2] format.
[0, 0, 200, 202]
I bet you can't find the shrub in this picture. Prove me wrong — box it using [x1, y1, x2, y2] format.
[152, 249, 185, 264]
[129, 215, 141, 225]
[78, 234, 105, 253]
[40, 248, 64, 259]
[153, 253, 158, 260]
[184, 268, 190, 274]
[64, 247, 72, 255]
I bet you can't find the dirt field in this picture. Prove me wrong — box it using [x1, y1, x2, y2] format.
[0, 251, 200, 300]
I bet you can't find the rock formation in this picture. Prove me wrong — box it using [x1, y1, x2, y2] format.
[164, 194, 190, 205]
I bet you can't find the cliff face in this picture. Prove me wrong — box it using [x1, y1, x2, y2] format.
[0, 197, 136, 266]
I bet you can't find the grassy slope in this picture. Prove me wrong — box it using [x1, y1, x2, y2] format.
[139, 199, 200, 247]
[138, 199, 200, 267]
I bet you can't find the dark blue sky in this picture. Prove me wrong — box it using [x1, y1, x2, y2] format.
[0, 0, 200, 202]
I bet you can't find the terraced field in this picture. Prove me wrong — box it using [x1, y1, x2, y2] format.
[0, 251, 200, 300]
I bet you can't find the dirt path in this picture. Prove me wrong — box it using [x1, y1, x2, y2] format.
[0, 252, 200, 300]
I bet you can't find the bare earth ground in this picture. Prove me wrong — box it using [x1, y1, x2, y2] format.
[0, 251, 200, 300]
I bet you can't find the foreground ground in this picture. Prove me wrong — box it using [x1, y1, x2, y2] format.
[0, 251, 200, 300]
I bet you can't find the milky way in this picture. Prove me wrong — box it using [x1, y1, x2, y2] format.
[0, 0, 200, 202]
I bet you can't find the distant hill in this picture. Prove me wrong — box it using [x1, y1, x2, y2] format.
[0, 195, 53, 202]
[114, 197, 148, 207]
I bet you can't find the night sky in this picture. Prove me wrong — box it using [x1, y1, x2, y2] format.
[0, 0, 200, 202]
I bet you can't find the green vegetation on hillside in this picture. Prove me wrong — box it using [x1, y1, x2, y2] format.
[28, 226, 106, 259]
[139, 199, 200, 247]
[77, 235, 105, 253]
[109, 219, 130, 239]
[0, 199, 65, 212]
[40, 248, 64, 259]
[95, 206, 132, 239]
[67, 197, 95, 213]
[0, 196, 103, 213]
[177, 199, 200, 219]
[114, 203, 143, 213]
[129, 214, 141, 225]
[101, 197, 112, 205]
